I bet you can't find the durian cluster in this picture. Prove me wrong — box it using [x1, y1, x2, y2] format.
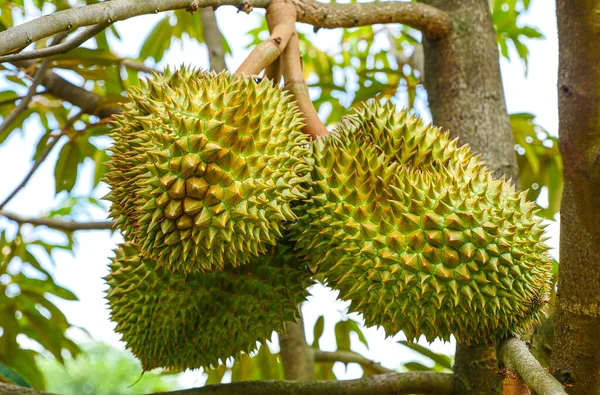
[105, 68, 314, 371]
[292, 103, 552, 344]
[105, 67, 552, 372]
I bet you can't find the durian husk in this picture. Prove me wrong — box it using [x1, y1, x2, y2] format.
[105, 241, 312, 371]
[293, 102, 552, 344]
[105, 68, 313, 273]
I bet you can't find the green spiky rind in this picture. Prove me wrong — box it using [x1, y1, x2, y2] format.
[105, 242, 312, 371]
[293, 102, 553, 344]
[105, 68, 312, 272]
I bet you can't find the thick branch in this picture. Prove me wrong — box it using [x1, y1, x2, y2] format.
[0, 210, 114, 231]
[200, 8, 227, 72]
[0, 23, 110, 63]
[0, 0, 451, 56]
[314, 350, 393, 375]
[235, 0, 296, 76]
[291, 0, 451, 39]
[162, 372, 453, 394]
[0, 373, 453, 395]
[498, 337, 567, 395]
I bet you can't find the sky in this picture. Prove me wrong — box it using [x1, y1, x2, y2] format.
[0, 0, 560, 388]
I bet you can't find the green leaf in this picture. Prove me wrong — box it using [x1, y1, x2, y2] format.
[311, 315, 325, 348]
[11, 274, 78, 301]
[3, 350, 45, 390]
[398, 341, 453, 370]
[0, 363, 31, 387]
[334, 320, 352, 352]
[204, 365, 227, 385]
[404, 361, 431, 371]
[54, 141, 82, 194]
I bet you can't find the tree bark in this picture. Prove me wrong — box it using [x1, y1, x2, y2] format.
[279, 316, 315, 380]
[551, 1, 600, 393]
[421, 0, 517, 393]
[200, 8, 226, 72]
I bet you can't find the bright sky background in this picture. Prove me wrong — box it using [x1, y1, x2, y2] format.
[0, 0, 559, 389]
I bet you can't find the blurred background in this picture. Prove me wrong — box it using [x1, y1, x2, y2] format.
[0, 0, 560, 392]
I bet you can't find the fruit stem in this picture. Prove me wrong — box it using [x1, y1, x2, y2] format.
[280, 30, 328, 139]
[235, 0, 296, 76]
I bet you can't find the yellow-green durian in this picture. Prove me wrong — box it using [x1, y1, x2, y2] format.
[105, 68, 312, 272]
[105, 242, 312, 371]
[292, 102, 552, 344]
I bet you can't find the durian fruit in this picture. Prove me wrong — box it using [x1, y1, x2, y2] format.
[293, 102, 552, 344]
[105, 68, 312, 272]
[105, 241, 312, 371]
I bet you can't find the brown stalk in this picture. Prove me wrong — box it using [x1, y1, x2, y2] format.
[264, 53, 281, 85]
[235, 0, 296, 76]
[280, 29, 327, 139]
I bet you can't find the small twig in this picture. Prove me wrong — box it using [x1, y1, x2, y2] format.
[121, 59, 157, 74]
[314, 350, 393, 375]
[0, 111, 84, 210]
[0, 33, 69, 139]
[0, 23, 110, 63]
[0, 58, 51, 138]
[498, 337, 567, 395]
[235, 0, 296, 76]
[0, 90, 48, 107]
[0, 210, 114, 231]
[200, 8, 227, 72]
[280, 27, 327, 139]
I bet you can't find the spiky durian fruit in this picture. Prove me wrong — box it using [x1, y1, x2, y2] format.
[293, 102, 552, 344]
[105, 68, 312, 272]
[105, 242, 312, 371]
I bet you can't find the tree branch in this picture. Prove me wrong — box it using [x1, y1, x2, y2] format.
[0, 58, 51, 138]
[498, 337, 567, 395]
[0, 373, 453, 395]
[0, 210, 114, 231]
[161, 372, 453, 394]
[200, 8, 227, 72]
[291, 0, 451, 39]
[13, 60, 122, 118]
[0, 23, 110, 63]
[313, 350, 393, 375]
[0, 0, 451, 57]
[235, 0, 296, 76]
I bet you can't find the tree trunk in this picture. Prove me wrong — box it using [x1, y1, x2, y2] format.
[421, 0, 516, 393]
[551, 1, 600, 393]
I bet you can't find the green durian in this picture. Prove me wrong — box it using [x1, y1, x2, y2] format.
[105, 68, 312, 272]
[293, 102, 552, 344]
[105, 242, 312, 371]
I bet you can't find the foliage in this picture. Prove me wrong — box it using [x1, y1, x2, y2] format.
[511, 113, 562, 219]
[491, 0, 544, 72]
[36, 342, 181, 394]
[0, 228, 80, 390]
